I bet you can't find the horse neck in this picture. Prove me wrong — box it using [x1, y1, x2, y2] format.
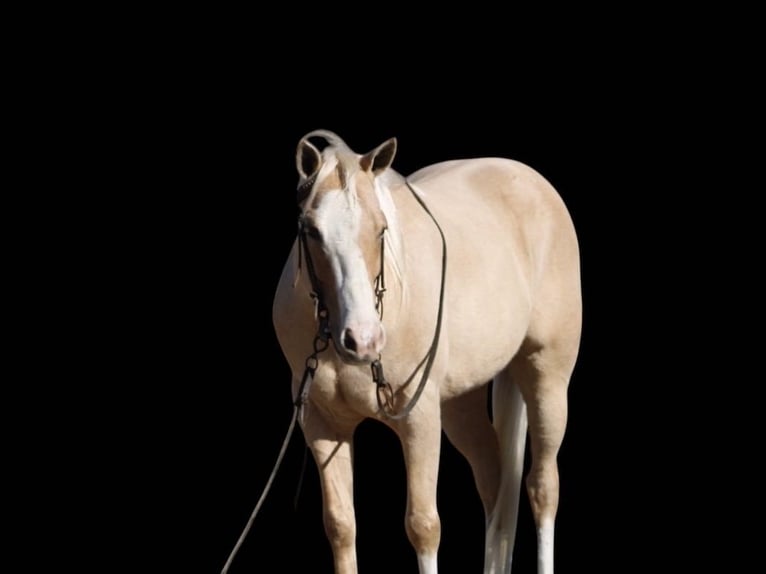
[377, 171, 436, 331]
[383, 172, 451, 345]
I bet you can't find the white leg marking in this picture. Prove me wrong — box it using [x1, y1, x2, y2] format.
[537, 519, 554, 574]
[417, 553, 438, 574]
[484, 514, 511, 574]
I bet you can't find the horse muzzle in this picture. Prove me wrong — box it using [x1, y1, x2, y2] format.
[338, 322, 386, 363]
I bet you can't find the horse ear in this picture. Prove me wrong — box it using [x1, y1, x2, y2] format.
[296, 138, 322, 179]
[360, 137, 397, 175]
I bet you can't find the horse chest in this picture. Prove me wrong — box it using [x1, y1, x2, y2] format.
[310, 360, 381, 418]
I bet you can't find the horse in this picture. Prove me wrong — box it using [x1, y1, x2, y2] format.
[272, 130, 582, 574]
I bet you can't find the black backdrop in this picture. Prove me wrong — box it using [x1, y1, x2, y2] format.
[111, 59, 661, 573]
[41, 8, 737, 570]
[138, 116, 629, 573]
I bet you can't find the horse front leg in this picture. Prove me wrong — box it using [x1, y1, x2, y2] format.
[394, 397, 443, 574]
[302, 404, 360, 574]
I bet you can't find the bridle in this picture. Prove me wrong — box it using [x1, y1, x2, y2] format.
[294, 179, 447, 421]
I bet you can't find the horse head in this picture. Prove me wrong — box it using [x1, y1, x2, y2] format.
[294, 130, 397, 364]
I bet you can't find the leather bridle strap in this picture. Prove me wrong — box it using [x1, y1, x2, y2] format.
[372, 179, 447, 420]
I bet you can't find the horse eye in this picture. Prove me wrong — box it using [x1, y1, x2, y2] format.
[305, 225, 322, 240]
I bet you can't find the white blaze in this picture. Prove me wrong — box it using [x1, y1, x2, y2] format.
[314, 188, 380, 337]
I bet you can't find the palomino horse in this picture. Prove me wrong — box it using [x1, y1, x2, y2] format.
[272, 130, 582, 574]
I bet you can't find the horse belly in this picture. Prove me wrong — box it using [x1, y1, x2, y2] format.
[440, 247, 531, 400]
[414, 160, 547, 399]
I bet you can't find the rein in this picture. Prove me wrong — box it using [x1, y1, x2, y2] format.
[220, 327, 329, 574]
[220, 179, 446, 573]
[371, 181, 447, 419]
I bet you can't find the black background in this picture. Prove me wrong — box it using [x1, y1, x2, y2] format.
[88, 29, 695, 573]
[139, 111, 641, 573]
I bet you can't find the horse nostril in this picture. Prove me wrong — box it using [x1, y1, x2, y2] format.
[342, 329, 357, 353]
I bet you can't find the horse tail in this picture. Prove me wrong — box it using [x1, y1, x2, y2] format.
[485, 372, 528, 573]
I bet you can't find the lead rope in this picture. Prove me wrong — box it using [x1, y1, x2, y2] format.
[220, 258, 330, 574]
[220, 408, 298, 574]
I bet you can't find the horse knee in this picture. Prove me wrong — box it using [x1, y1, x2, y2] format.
[323, 510, 356, 549]
[405, 509, 441, 552]
[526, 466, 559, 520]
